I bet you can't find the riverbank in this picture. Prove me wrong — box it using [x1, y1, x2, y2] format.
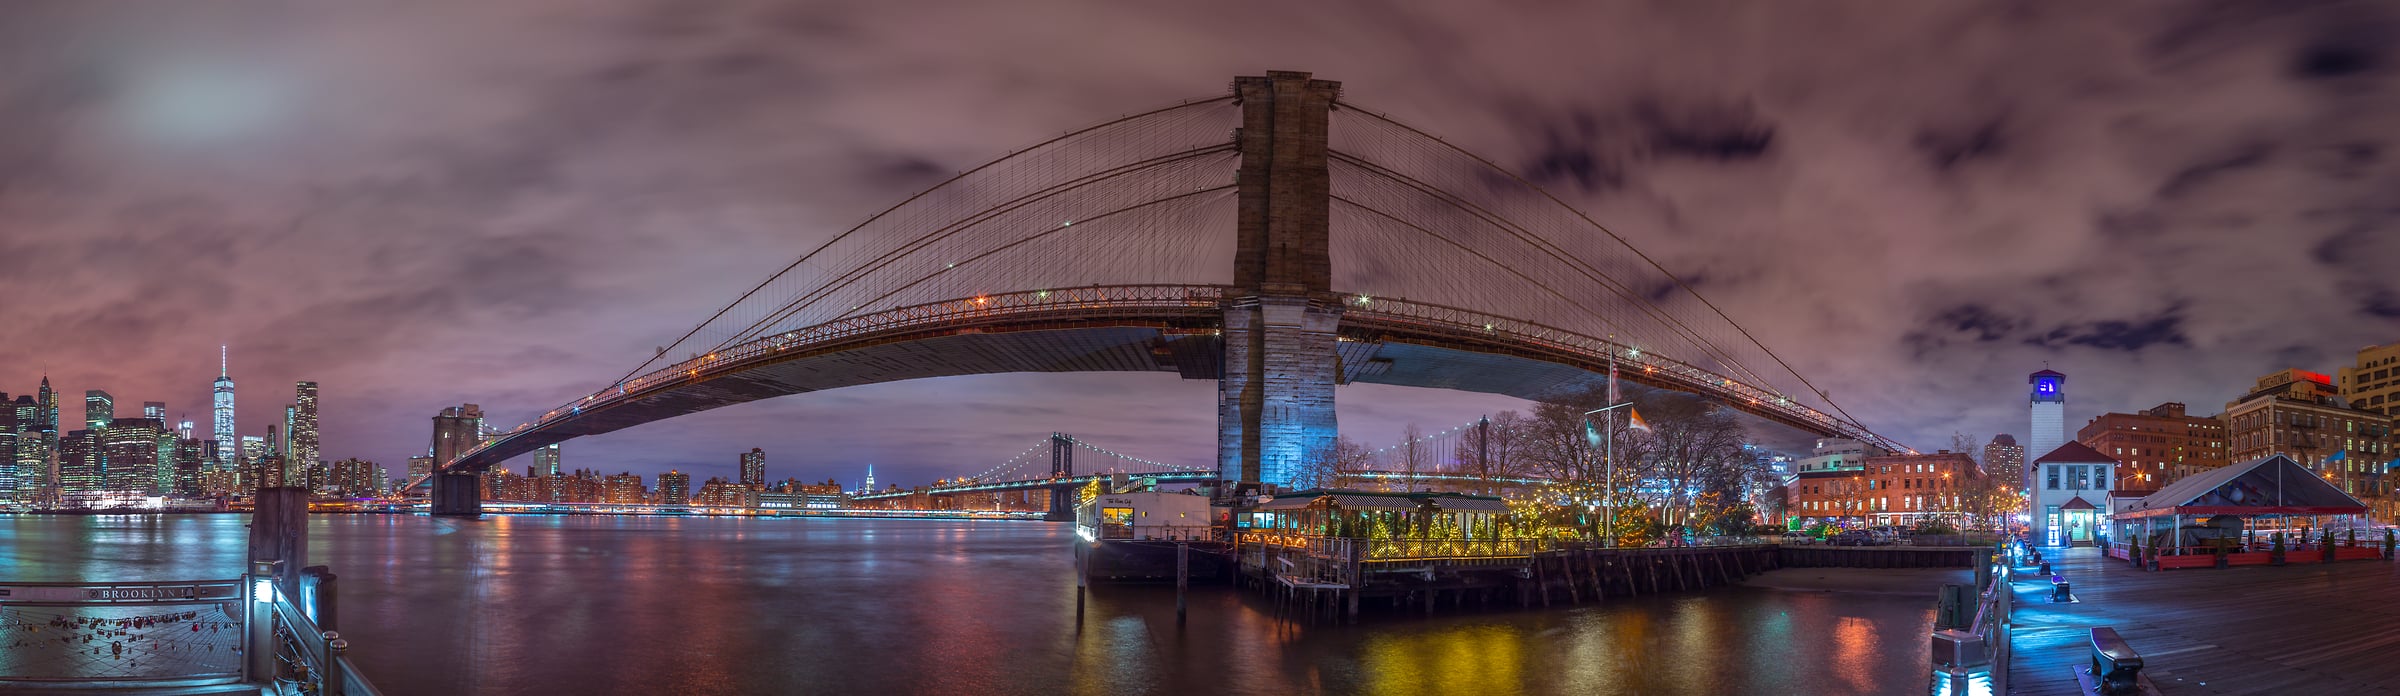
[1740, 566, 1971, 596]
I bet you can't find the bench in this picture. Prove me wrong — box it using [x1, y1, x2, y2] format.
[2090, 627, 2143, 695]
[2049, 576, 2072, 602]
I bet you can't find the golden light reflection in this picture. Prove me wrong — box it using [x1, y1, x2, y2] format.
[1833, 615, 1876, 693]
[1359, 625, 1525, 696]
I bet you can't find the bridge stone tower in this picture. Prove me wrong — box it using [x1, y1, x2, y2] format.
[1219, 71, 1342, 489]
[1047, 432, 1075, 521]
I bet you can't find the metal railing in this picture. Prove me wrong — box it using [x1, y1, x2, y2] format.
[1238, 530, 1551, 562]
[1931, 547, 2010, 696]
[254, 563, 383, 696]
[430, 283, 1907, 485]
[1348, 297, 1908, 453]
[426, 285, 1231, 483]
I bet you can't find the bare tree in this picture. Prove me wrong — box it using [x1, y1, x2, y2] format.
[1614, 392, 1752, 527]
[1453, 411, 1537, 496]
[1290, 436, 1373, 491]
[1950, 432, 1984, 466]
[1400, 422, 1427, 491]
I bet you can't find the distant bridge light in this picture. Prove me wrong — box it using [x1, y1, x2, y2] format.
[1037, 290, 1050, 299]
[1062, 220, 1073, 227]
[1627, 348, 1640, 357]
[1354, 294, 1372, 305]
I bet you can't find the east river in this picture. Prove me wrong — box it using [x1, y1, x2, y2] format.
[4, 514, 1941, 695]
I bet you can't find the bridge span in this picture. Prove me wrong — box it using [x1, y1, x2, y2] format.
[422, 71, 1905, 515]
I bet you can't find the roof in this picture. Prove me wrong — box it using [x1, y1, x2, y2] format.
[2033, 441, 2118, 465]
[2061, 496, 2097, 511]
[2117, 454, 2368, 520]
[1257, 489, 1511, 513]
[2030, 369, 2065, 379]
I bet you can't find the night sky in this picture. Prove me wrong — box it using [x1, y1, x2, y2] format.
[3, 2, 2394, 487]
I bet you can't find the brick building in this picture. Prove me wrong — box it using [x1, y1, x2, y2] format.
[2075, 402, 2228, 493]
[1786, 451, 1980, 527]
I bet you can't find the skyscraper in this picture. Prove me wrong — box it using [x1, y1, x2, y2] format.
[1983, 434, 2025, 490]
[84, 390, 114, 431]
[659, 469, 691, 505]
[2028, 370, 2065, 462]
[100, 418, 164, 493]
[536, 443, 561, 477]
[240, 435, 266, 467]
[213, 347, 236, 462]
[9, 394, 39, 496]
[740, 448, 765, 489]
[58, 430, 99, 494]
[143, 401, 166, 422]
[430, 404, 484, 466]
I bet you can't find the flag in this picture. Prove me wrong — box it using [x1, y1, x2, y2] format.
[1585, 419, 1602, 449]
[1627, 408, 1653, 432]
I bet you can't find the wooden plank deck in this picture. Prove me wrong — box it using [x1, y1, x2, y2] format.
[2006, 547, 2400, 695]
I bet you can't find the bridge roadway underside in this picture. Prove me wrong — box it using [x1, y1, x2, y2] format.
[456, 319, 1812, 471]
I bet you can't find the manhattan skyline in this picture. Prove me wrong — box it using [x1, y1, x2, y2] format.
[3, 2, 2396, 486]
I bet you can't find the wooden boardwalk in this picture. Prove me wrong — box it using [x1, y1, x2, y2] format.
[2006, 547, 2400, 695]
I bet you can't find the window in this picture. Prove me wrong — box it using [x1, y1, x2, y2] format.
[2047, 465, 2060, 490]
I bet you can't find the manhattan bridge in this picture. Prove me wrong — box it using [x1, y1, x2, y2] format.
[414, 71, 1906, 516]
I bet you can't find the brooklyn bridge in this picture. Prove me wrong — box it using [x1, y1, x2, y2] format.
[415, 71, 1906, 516]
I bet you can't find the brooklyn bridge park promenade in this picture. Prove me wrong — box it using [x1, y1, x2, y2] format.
[2002, 545, 2400, 695]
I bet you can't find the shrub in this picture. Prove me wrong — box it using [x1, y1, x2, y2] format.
[1913, 518, 1959, 536]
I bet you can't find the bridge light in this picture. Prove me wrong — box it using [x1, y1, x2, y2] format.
[1037, 290, 1050, 299]
[1483, 323, 1494, 331]
[974, 296, 988, 305]
[1627, 348, 1640, 358]
[1061, 220, 1072, 227]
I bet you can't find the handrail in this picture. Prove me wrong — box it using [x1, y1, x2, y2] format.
[424, 282, 1908, 484]
[1347, 297, 1909, 452]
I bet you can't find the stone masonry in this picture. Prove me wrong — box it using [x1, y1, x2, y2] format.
[1219, 71, 1343, 487]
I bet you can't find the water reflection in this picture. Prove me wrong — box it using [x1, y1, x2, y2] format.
[4, 515, 1936, 695]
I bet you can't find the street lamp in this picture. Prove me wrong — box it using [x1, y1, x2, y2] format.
[1585, 402, 1633, 546]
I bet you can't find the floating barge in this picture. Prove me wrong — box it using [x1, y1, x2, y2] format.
[1072, 490, 1236, 583]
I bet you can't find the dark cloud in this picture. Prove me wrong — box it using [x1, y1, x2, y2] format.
[2025, 306, 2191, 352]
[2292, 40, 2378, 79]
[1916, 118, 2007, 172]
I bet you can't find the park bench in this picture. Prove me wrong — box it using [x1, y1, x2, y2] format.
[2090, 627, 2143, 695]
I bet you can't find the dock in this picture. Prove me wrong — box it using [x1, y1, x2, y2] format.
[2007, 547, 2400, 695]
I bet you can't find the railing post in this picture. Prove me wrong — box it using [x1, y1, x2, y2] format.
[321, 631, 348, 696]
[248, 559, 278, 684]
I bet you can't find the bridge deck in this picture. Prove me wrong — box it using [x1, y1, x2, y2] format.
[2007, 547, 2400, 695]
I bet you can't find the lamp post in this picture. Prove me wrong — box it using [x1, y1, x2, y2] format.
[1585, 402, 1633, 546]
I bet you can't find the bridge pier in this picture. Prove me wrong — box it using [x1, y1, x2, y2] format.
[430, 472, 482, 517]
[1219, 71, 1342, 489]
